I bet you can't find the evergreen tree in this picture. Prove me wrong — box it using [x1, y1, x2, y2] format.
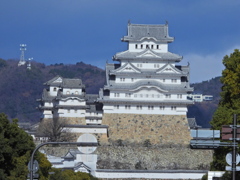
[0, 113, 51, 179]
[210, 49, 240, 178]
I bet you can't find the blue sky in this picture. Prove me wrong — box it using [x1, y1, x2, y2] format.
[0, 0, 240, 83]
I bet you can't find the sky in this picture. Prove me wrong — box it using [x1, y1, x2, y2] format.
[0, 0, 240, 83]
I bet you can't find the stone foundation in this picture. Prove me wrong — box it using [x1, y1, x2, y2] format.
[101, 114, 191, 145]
[95, 146, 212, 170]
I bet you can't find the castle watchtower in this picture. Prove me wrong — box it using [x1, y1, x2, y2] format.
[99, 23, 194, 145]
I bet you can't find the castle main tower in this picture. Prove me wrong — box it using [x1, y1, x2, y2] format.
[99, 22, 194, 145]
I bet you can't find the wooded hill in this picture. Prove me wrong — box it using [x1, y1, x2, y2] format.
[0, 58, 222, 127]
[0, 59, 105, 123]
[188, 77, 222, 128]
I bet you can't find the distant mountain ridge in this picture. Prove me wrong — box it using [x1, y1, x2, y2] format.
[0, 58, 221, 127]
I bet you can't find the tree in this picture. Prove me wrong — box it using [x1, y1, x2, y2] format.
[0, 113, 51, 179]
[37, 117, 75, 142]
[210, 49, 240, 177]
[49, 169, 99, 180]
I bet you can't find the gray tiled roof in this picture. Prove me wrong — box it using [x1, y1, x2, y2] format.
[41, 89, 55, 101]
[108, 63, 189, 77]
[85, 94, 99, 103]
[122, 23, 174, 43]
[104, 80, 193, 93]
[62, 78, 84, 88]
[113, 49, 182, 62]
[44, 76, 85, 89]
[98, 97, 194, 105]
[188, 118, 199, 129]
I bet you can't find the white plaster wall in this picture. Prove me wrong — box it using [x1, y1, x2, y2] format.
[115, 77, 180, 85]
[208, 171, 225, 180]
[95, 171, 206, 179]
[85, 112, 102, 117]
[103, 104, 187, 115]
[49, 86, 59, 96]
[86, 120, 102, 125]
[109, 90, 188, 102]
[63, 88, 82, 95]
[58, 109, 86, 117]
[128, 41, 168, 53]
[44, 102, 54, 107]
[67, 127, 107, 134]
[59, 99, 86, 106]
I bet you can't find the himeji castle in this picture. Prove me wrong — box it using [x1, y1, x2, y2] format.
[99, 22, 193, 115]
[98, 22, 194, 145]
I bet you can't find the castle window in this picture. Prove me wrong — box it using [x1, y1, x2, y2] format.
[137, 105, 142, 110]
[171, 79, 177, 83]
[53, 87, 57, 91]
[151, 45, 154, 49]
[171, 106, 176, 110]
[120, 78, 125, 82]
[125, 93, 131, 97]
[125, 105, 130, 109]
[157, 45, 159, 49]
[148, 106, 154, 110]
[177, 94, 182, 99]
[75, 91, 79, 95]
[66, 91, 70, 94]
[131, 78, 134, 82]
[114, 93, 120, 97]
[163, 79, 165, 82]
[135, 44, 138, 49]
[114, 105, 119, 109]
[165, 94, 171, 98]
[160, 106, 165, 110]
[141, 44, 143, 49]
[146, 45, 149, 49]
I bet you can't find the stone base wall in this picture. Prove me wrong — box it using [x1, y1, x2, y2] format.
[101, 114, 191, 145]
[62, 117, 86, 125]
[96, 146, 212, 171]
[41, 117, 86, 125]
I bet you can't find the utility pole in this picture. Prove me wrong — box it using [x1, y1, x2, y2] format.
[232, 114, 237, 180]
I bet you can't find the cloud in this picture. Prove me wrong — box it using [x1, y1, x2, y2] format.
[183, 45, 240, 83]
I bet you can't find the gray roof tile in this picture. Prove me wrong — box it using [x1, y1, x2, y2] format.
[122, 23, 174, 43]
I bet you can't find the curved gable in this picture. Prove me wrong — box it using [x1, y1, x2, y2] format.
[156, 63, 182, 74]
[111, 62, 141, 73]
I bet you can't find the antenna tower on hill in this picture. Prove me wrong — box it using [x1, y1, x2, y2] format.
[27, 57, 33, 70]
[18, 44, 27, 66]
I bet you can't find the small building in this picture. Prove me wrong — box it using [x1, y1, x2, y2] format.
[38, 76, 102, 124]
[188, 94, 213, 102]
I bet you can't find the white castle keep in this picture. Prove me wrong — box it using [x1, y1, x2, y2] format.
[98, 22, 194, 115]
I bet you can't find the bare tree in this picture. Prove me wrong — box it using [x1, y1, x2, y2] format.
[37, 117, 75, 142]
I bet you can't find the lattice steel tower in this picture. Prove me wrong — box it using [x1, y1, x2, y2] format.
[18, 44, 27, 66]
